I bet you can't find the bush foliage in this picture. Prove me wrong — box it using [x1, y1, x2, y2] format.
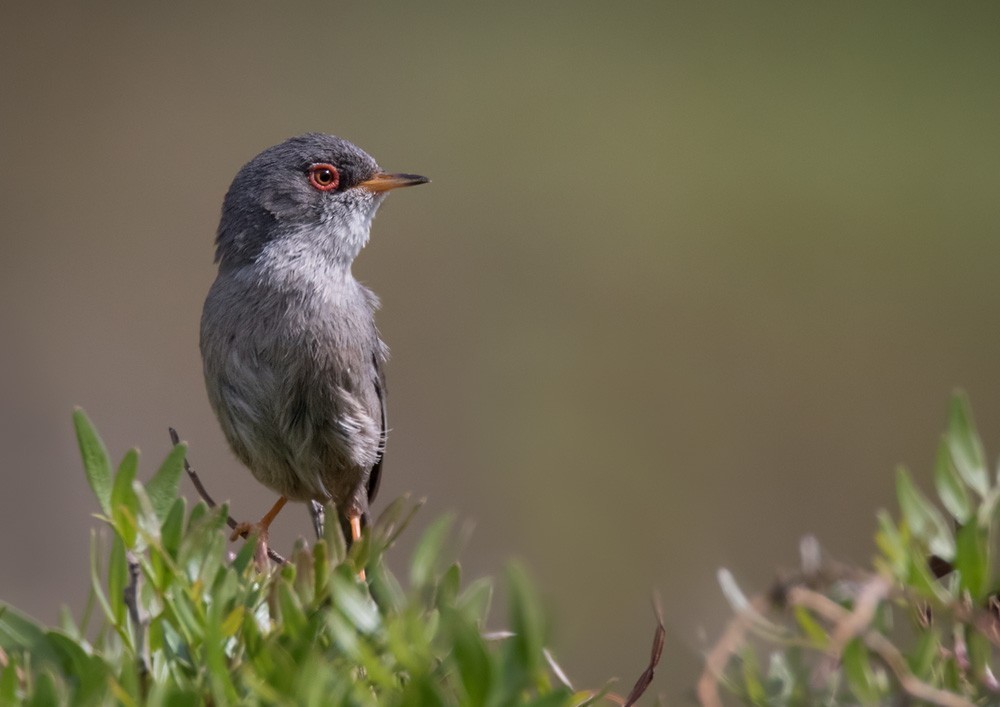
[699, 392, 1000, 706]
[0, 412, 632, 706]
[2, 394, 999, 705]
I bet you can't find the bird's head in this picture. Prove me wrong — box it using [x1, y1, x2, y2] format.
[214, 133, 428, 270]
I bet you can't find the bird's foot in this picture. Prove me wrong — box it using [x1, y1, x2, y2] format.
[229, 521, 255, 542]
[230, 496, 288, 570]
[230, 522, 272, 569]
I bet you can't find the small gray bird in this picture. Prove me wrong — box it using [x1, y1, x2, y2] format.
[200, 133, 428, 565]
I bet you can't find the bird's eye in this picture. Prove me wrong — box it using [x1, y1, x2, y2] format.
[308, 163, 340, 191]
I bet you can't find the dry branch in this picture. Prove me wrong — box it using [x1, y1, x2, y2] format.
[168, 427, 287, 565]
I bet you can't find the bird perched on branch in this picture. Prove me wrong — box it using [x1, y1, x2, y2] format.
[200, 133, 428, 570]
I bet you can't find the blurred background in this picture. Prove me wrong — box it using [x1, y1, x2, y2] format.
[2, 1, 1000, 700]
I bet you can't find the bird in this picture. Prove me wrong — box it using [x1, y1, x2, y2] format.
[200, 133, 428, 570]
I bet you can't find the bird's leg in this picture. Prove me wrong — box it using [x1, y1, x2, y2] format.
[309, 500, 325, 539]
[349, 513, 366, 581]
[231, 496, 288, 566]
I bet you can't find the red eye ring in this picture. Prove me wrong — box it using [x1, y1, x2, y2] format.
[308, 163, 340, 191]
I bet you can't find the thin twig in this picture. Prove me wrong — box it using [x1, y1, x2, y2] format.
[124, 551, 148, 679]
[696, 594, 770, 707]
[826, 575, 891, 655]
[168, 427, 286, 565]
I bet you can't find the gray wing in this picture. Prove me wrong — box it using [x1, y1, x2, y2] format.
[366, 351, 387, 506]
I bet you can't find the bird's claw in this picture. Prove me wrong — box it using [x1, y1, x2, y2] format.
[229, 521, 255, 542]
[230, 521, 272, 570]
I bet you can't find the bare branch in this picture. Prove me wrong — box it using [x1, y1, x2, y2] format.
[168, 427, 286, 565]
[696, 550, 983, 706]
[826, 575, 891, 654]
[124, 551, 148, 679]
[697, 593, 770, 707]
[788, 586, 975, 707]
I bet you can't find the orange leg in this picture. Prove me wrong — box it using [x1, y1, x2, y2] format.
[349, 514, 366, 581]
[229, 496, 288, 554]
[259, 495, 289, 530]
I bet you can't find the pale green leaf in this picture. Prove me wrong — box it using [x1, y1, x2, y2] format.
[896, 466, 955, 560]
[73, 409, 113, 515]
[947, 392, 988, 497]
[933, 437, 971, 522]
[147, 442, 187, 521]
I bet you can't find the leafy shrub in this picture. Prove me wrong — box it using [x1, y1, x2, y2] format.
[0, 412, 651, 705]
[700, 393, 1000, 706]
[8, 393, 993, 705]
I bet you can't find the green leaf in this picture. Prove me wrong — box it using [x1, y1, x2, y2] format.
[111, 450, 140, 548]
[410, 515, 453, 590]
[220, 606, 245, 638]
[524, 691, 573, 707]
[330, 571, 381, 634]
[907, 629, 938, 678]
[275, 581, 307, 639]
[841, 638, 880, 703]
[0, 604, 60, 666]
[149, 497, 185, 591]
[73, 409, 113, 515]
[943, 652, 961, 691]
[947, 391, 988, 497]
[321, 505, 347, 563]
[372, 495, 423, 549]
[0, 661, 17, 702]
[933, 437, 972, 523]
[368, 559, 406, 615]
[107, 533, 128, 627]
[905, 552, 950, 603]
[457, 577, 493, 625]
[446, 607, 493, 705]
[896, 466, 955, 560]
[967, 626, 991, 681]
[955, 521, 989, 600]
[57, 606, 79, 641]
[573, 681, 616, 707]
[187, 500, 208, 529]
[147, 442, 187, 521]
[230, 530, 257, 576]
[874, 510, 907, 578]
[26, 670, 60, 707]
[312, 539, 330, 597]
[161, 497, 185, 559]
[438, 563, 462, 607]
[739, 646, 765, 703]
[792, 606, 828, 648]
[45, 630, 109, 699]
[89, 531, 117, 627]
[977, 486, 1000, 528]
[114, 663, 141, 706]
[399, 674, 446, 707]
[506, 562, 545, 682]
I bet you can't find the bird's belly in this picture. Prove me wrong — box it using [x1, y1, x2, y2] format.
[207, 345, 379, 506]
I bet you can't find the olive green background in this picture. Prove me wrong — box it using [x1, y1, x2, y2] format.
[3, 2, 1000, 698]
